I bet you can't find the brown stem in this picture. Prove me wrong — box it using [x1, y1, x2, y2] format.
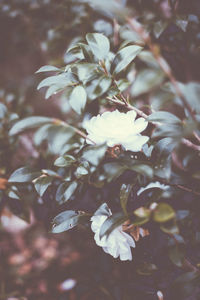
[182, 138, 200, 152]
[106, 96, 148, 119]
[53, 118, 96, 145]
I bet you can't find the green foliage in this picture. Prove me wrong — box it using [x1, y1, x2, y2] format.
[1, 0, 200, 298]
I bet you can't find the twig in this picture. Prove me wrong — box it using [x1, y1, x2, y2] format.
[182, 138, 200, 152]
[53, 118, 96, 145]
[106, 96, 148, 119]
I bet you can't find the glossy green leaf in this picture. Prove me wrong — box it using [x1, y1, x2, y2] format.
[69, 85, 87, 114]
[56, 181, 78, 204]
[111, 45, 142, 74]
[148, 111, 182, 124]
[8, 167, 40, 183]
[86, 33, 110, 60]
[9, 116, 52, 135]
[82, 143, 107, 166]
[54, 155, 76, 167]
[36, 65, 60, 73]
[131, 69, 164, 96]
[37, 73, 78, 90]
[120, 183, 133, 214]
[94, 203, 111, 217]
[99, 212, 127, 239]
[33, 175, 53, 196]
[86, 75, 112, 100]
[52, 210, 79, 233]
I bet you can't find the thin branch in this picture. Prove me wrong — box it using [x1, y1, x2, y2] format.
[182, 138, 200, 152]
[53, 118, 96, 145]
[106, 96, 148, 119]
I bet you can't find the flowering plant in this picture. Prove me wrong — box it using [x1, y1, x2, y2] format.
[1, 0, 200, 299]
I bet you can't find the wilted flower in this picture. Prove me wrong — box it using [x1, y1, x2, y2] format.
[91, 213, 145, 261]
[84, 110, 149, 152]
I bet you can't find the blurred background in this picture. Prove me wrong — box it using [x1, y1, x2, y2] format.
[0, 0, 200, 299]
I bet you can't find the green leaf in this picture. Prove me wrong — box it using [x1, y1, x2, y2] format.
[138, 51, 160, 69]
[36, 65, 61, 73]
[130, 164, 153, 178]
[56, 181, 78, 204]
[70, 63, 99, 84]
[33, 175, 53, 196]
[86, 75, 112, 100]
[52, 210, 79, 233]
[9, 116, 52, 135]
[69, 85, 87, 114]
[99, 212, 127, 239]
[111, 45, 142, 74]
[153, 203, 175, 223]
[37, 73, 78, 90]
[131, 69, 165, 96]
[178, 82, 200, 113]
[94, 203, 111, 217]
[148, 111, 182, 124]
[8, 167, 40, 183]
[75, 161, 89, 179]
[54, 155, 76, 167]
[168, 236, 185, 267]
[86, 33, 110, 60]
[120, 183, 133, 214]
[82, 143, 107, 166]
[103, 162, 126, 182]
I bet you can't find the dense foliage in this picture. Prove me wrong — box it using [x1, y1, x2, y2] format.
[1, 0, 200, 299]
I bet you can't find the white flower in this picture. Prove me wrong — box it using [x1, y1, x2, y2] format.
[84, 110, 149, 152]
[91, 214, 136, 261]
[137, 181, 169, 196]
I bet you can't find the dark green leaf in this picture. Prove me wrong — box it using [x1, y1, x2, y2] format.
[9, 116, 52, 136]
[54, 155, 76, 167]
[94, 203, 111, 217]
[111, 45, 143, 74]
[69, 85, 87, 114]
[99, 212, 127, 239]
[8, 167, 40, 183]
[120, 183, 133, 214]
[131, 69, 164, 96]
[148, 111, 182, 124]
[52, 210, 79, 233]
[33, 175, 53, 196]
[82, 143, 107, 166]
[36, 65, 61, 73]
[86, 33, 110, 60]
[56, 181, 78, 204]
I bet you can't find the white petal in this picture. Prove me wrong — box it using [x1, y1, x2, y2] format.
[132, 118, 148, 134]
[122, 135, 149, 152]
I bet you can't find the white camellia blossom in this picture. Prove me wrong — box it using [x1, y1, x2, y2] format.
[91, 213, 145, 261]
[84, 110, 149, 152]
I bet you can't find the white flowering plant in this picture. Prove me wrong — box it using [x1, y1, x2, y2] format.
[1, 0, 200, 299]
